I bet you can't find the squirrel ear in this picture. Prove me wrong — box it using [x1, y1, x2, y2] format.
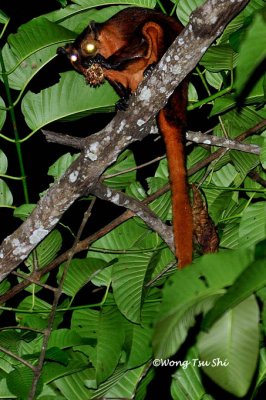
[141, 21, 164, 63]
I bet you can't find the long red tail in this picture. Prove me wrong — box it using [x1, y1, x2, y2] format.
[157, 84, 193, 268]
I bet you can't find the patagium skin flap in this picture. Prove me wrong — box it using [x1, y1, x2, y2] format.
[57, 7, 193, 268]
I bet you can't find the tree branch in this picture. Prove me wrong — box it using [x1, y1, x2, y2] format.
[1, 119, 263, 304]
[91, 182, 174, 252]
[0, 0, 250, 282]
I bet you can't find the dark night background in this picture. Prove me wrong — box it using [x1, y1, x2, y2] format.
[0, 1, 264, 399]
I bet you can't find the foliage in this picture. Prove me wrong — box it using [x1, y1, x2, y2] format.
[0, 0, 266, 399]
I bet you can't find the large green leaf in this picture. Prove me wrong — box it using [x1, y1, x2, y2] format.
[153, 248, 254, 358]
[41, 352, 90, 384]
[54, 367, 94, 399]
[6, 368, 43, 400]
[2, 43, 59, 91]
[112, 250, 161, 322]
[7, 17, 74, 62]
[58, 258, 107, 298]
[1, 17, 72, 90]
[198, 296, 260, 397]
[46, 4, 130, 32]
[200, 45, 238, 72]
[21, 71, 118, 131]
[124, 298, 159, 368]
[202, 258, 266, 329]
[48, 329, 95, 349]
[230, 147, 260, 179]
[87, 307, 125, 384]
[16, 296, 64, 330]
[239, 202, 266, 247]
[71, 306, 125, 384]
[90, 365, 147, 399]
[234, 11, 266, 95]
[171, 348, 212, 400]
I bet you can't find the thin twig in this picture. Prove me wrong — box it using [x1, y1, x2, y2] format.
[28, 198, 96, 400]
[0, 345, 35, 370]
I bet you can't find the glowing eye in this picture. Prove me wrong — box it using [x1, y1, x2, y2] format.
[85, 43, 96, 53]
[70, 54, 78, 62]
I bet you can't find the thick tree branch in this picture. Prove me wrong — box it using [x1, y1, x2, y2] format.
[0, 0, 250, 282]
[92, 182, 174, 252]
[2, 119, 263, 304]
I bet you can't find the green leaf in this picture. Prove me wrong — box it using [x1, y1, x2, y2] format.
[25, 229, 62, 269]
[112, 250, 161, 322]
[2, 43, 60, 91]
[239, 202, 266, 247]
[253, 348, 266, 397]
[198, 296, 259, 397]
[205, 71, 223, 90]
[171, 348, 211, 400]
[48, 152, 80, 179]
[148, 177, 171, 220]
[58, 258, 107, 298]
[0, 97, 6, 129]
[41, 352, 89, 384]
[0, 149, 8, 174]
[210, 94, 236, 116]
[16, 296, 64, 330]
[13, 203, 36, 220]
[46, 4, 129, 33]
[0, 178, 13, 206]
[90, 365, 147, 400]
[89, 307, 125, 384]
[103, 150, 137, 189]
[71, 306, 125, 384]
[0, 9, 9, 24]
[0, 379, 15, 398]
[54, 367, 94, 399]
[176, 0, 205, 26]
[6, 368, 43, 399]
[48, 329, 95, 349]
[72, 0, 156, 8]
[124, 299, 159, 369]
[153, 248, 254, 358]
[200, 45, 238, 72]
[234, 11, 266, 95]
[187, 147, 209, 183]
[21, 71, 118, 131]
[219, 12, 245, 45]
[230, 148, 260, 178]
[135, 368, 155, 400]
[89, 218, 154, 263]
[0, 279, 10, 296]
[202, 258, 266, 329]
[211, 164, 239, 187]
[43, 347, 69, 365]
[7, 17, 74, 62]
